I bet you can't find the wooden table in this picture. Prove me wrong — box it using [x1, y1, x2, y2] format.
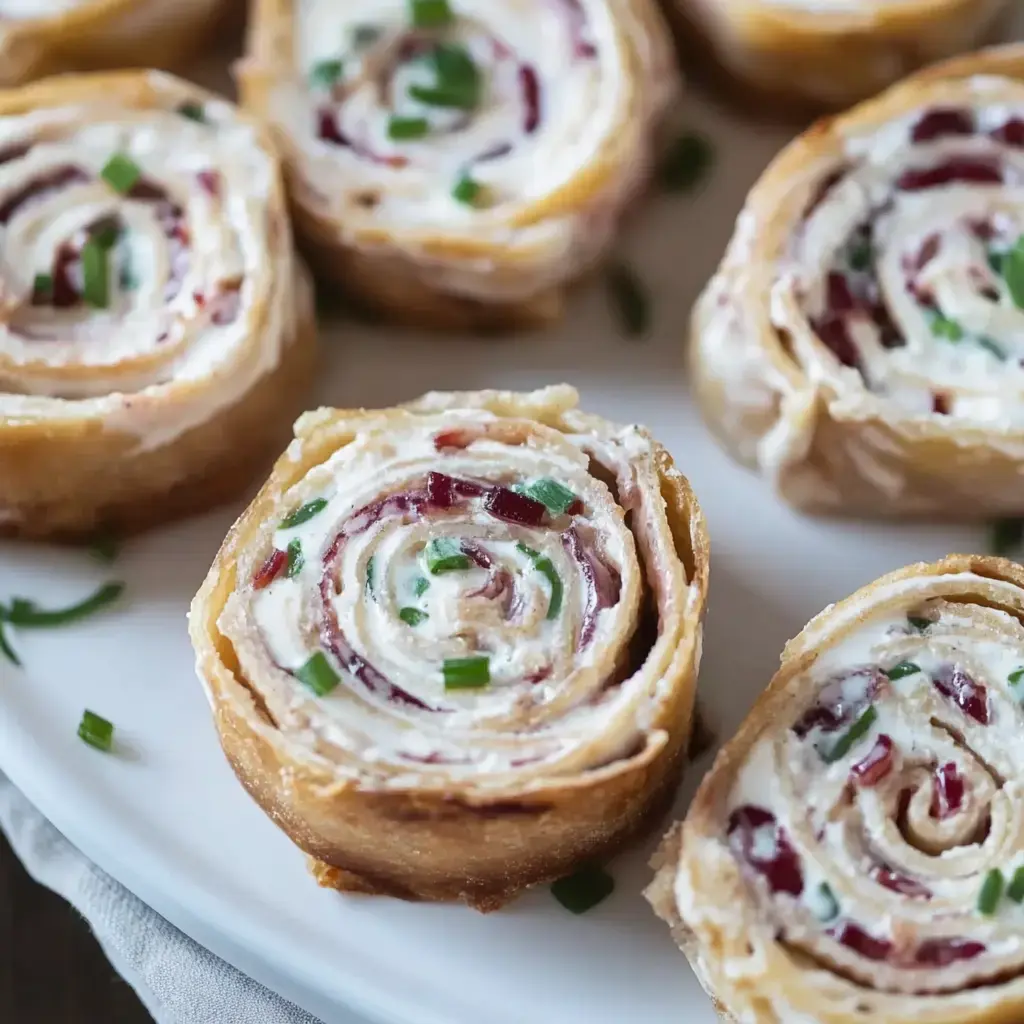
[0, 831, 150, 1023]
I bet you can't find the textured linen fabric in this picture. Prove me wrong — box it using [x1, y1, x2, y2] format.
[0, 773, 333, 1024]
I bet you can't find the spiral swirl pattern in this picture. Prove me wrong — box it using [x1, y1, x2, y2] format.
[649, 556, 1024, 1024]
[240, 0, 678, 326]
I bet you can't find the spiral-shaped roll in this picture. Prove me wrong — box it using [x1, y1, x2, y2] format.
[239, 0, 679, 329]
[671, 0, 1008, 109]
[0, 0, 226, 85]
[0, 71, 316, 539]
[692, 45, 1024, 518]
[648, 555, 1024, 1024]
[190, 385, 708, 909]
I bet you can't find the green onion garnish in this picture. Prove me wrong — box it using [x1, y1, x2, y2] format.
[823, 706, 877, 764]
[92, 221, 120, 250]
[285, 538, 303, 578]
[177, 101, 206, 122]
[452, 174, 485, 206]
[848, 239, 873, 272]
[365, 555, 376, 594]
[388, 115, 429, 140]
[413, 577, 430, 597]
[607, 262, 650, 338]
[0, 622, 20, 666]
[1008, 866, 1024, 903]
[409, 0, 452, 28]
[281, 498, 328, 528]
[516, 543, 563, 620]
[425, 538, 470, 574]
[443, 655, 490, 690]
[551, 865, 615, 914]
[296, 651, 340, 696]
[32, 272, 52, 299]
[885, 661, 920, 681]
[525, 478, 577, 515]
[100, 152, 142, 195]
[977, 336, 1007, 361]
[991, 518, 1024, 556]
[351, 24, 382, 47]
[658, 131, 713, 193]
[811, 881, 839, 921]
[309, 58, 344, 89]
[1001, 235, 1024, 309]
[928, 311, 963, 342]
[2, 581, 123, 627]
[1010, 668, 1024, 686]
[907, 615, 932, 632]
[78, 710, 114, 752]
[978, 868, 1004, 915]
[989, 249, 1005, 277]
[409, 44, 481, 109]
[81, 239, 110, 309]
[399, 607, 428, 626]
[89, 532, 119, 563]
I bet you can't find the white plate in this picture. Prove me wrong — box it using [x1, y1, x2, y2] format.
[2, 20, 1023, 1024]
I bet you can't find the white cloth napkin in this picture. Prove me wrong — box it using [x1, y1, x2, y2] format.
[0, 772, 329, 1024]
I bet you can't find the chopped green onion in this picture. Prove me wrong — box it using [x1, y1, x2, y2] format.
[388, 115, 429, 141]
[988, 249, 1005, 277]
[928, 310, 963, 342]
[1001, 235, 1024, 309]
[551, 865, 615, 914]
[296, 651, 339, 696]
[285, 538, 303, 578]
[811, 882, 839, 921]
[516, 542, 539, 559]
[100, 152, 142, 195]
[89, 532, 119, 563]
[443, 655, 490, 690]
[516, 543, 563, 620]
[409, 0, 452, 28]
[823, 706, 877, 764]
[907, 615, 932, 632]
[1010, 668, 1024, 686]
[81, 239, 110, 309]
[281, 498, 328, 528]
[399, 607, 428, 626]
[977, 336, 1007, 361]
[452, 174, 485, 206]
[413, 577, 430, 597]
[607, 262, 650, 338]
[1008, 866, 1024, 904]
[309, 58, 344, 89]
[658, 131, 713, 193]
[92, 221, 120, 250]
[365, 555, 376, 594]
[351, 24, 382, 47]
[32, 272, 52, 299]
[525, 478, 577, 515]
[991, 518, 1024, 556]
[0, 621, 20, 666]
[2, 581, 123, 627]
[978, 868, 1004, 915]
[78, 710, 114, 752]
[885, 661, 920, 681]
[410, 44, 480, 110]
[848, 239, 873, 272]
[177, 101, 206, 122]
[425, 538, 470, 574]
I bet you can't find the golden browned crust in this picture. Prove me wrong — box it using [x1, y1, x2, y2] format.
[190, 387, 710, 909]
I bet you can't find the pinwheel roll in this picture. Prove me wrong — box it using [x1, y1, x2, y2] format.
[239, 0, 679, 329]
[648, 554, 1024, 1024]
[692, 45, 1024, 518]
[672, 0, 1008, 110]
[0, 0, 226, 85]
[0, 72, 316, 540]
[190, 385, 709, 909]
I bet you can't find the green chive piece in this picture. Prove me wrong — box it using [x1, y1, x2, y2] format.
[991, 518, 1024, 556]
[1008, 866, 1024, 903]
[351, 24, 382, 47]
[89, 532, 119, 564]
[32, 272, 52, 298]
[443, 655, 490, 690]
[177, 101, 206, 122]
[81, 239, 109, 309]
[425, 538, 470, 574]
[823, 706, 877, 764]
[309, 58, 344, 89]
[978, 868, 1004, 915]
[516, 543, 563, 619]
[516, 542, 539, 559]
[811, 881, 839, 922]
[296, 651, 339, 696]
[1010, 668, 1024, 686]
[0, 621, 20, 666]
[387, 115, 429, 140]
[413, 577, 430, 597]
[92, 221, 120, 250]
[607, 262, 650, 338]
[658, 131, 713, 193]
[452, 174, 484, 206]
[412, 45, 481, 109]
[988, 249, 1005, 277]
[885, 661, 920, 681]
[281, 498, 328, 528]
[409, 0, 452, 28]
[100, 152, 142, 195]
[2, 582, 123, 628]
[399, 607, 428, 626]
[1001, 236, 1024, 309]
[978, 336, 1007, 361]
[365, 555, 376, 594]
[78, 709, 114, 752]
[848, 239, 873, 272]
[551, 865, 615, 914]
[928, 310, 964, 342]
[908, 615, 932, 632]
[525, 478, 577, 515]
[285, 538, 303, 578]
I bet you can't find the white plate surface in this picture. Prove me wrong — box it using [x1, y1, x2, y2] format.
[3, 18, 1024, 1024]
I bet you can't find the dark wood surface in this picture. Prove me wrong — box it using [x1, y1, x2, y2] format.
[0, 831, 150, 1024]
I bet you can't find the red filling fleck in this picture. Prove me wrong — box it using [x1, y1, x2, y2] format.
[851, 735, 895, 786]
[727, 805, 804, 896]
[992, 118, 1024, 147]
[828, 921, 892, 961]
[196, 169, 221, 197]
[560, 0, 597, 58]
[253, 549, 287, 589]
[911, 108, 974, 143]
[564, 524, 621, 649]
[433, 429, 475, 451]
[897, 158, 1002, 191]
[519, 65, 540, 133]
[932, 664, 989, 725]
[814, 315, 860, 368]
[914, 938, 986, 967]
[0, 165, 88, 223]
[871, 865, 932, 900]
[933, 393, 951, 415]
[317, 107, 350, 147]
[792, 667, 883, 737]
[484, 486, 547, 526]
[930, 761, 966, 818]
[826, 272, 858, 312]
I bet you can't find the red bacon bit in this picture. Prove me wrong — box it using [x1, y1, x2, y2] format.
[196, 169, 221, 197]
[871, 865, 932, 899]
[851, 735, 894, 787]
[911, 108, 974, 143]
[992, 118, 1024, 147]
[828, 921, 892, 961]
[915, 938, 985, 967]
[897, 159, 1002, 191]
[519, 65, 540, 134]
[727, 805, 804, 896]
[930, 762, 966, 819]
[932, 664, 989, 725]
[253, 549, 287, 589]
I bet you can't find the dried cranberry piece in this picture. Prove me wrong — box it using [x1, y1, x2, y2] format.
[851, 735, 895, 786]
[992, 118, 1024, 147]
[253, 549, 287, 589]
[915, 938, 985, 967]
[871, 865, 932, 899]
[316, 107, 350, 147]
[519, 65, 540, 134]
[933, 393, 951, 415]
[814, 315, 860, 368]
[897, 159, 1002, 191]
[911, 108, 974, 143]
[828, 921, 892, 961]
[727, 805, 804, 896]
[827, 272, 857, 312]
[484, 486, 546, 526]
[930, 762, 966, 818]
[792, 667, 883, 737]
[932, 665, 989, 725]
[426, 471, 456, 509]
